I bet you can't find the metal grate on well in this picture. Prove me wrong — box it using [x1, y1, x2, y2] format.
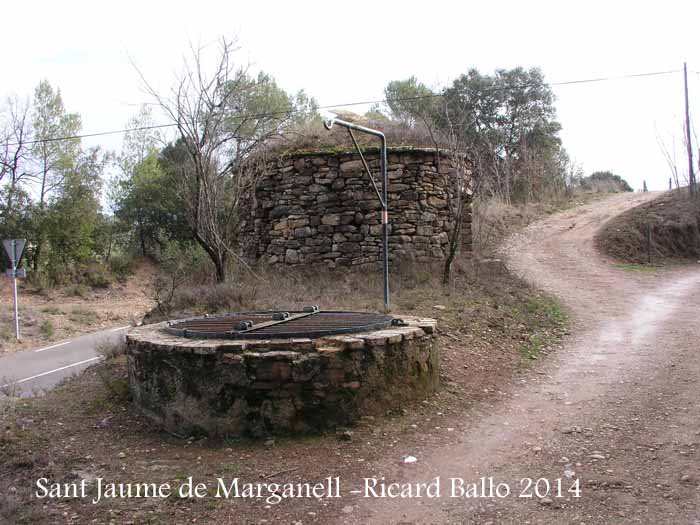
[164, 307, 401, 339]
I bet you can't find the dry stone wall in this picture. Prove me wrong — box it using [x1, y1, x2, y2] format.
[125, 317, 438, 437]
[241, 147, 472, 267]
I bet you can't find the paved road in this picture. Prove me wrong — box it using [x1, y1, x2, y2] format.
[0, 325, 130, 397]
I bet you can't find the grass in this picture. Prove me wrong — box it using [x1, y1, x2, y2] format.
[40, 306, 65, 315]
[95, 338, 126, 360]
[65, 283, 90, 298]
[0, 326, 13, 341]
[617, 263, 659, 273]
[515, 294, 568, 361]
[597, 188, 700, 263]
[39, 319, 54, 339]
[68, 306, 98, 325]
[520, 334, 546, 360]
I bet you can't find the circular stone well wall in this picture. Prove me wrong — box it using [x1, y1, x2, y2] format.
[125, 317, 438, 437]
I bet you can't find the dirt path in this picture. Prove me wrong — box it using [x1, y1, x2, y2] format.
[348, 192, 700, 524]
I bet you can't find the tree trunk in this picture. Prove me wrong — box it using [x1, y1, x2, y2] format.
[137, 216, 148, 257]
[213, 254, 226, 283]
[193, 232, 228, 283]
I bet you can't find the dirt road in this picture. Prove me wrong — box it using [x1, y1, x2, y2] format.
[350, 193, 700, 524]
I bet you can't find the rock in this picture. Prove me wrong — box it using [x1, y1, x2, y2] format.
[433, 305, 447, 311]
[589, 454, 606, 460]
[342, 505, 354, 514]
[532, 446, 542, 453]
[403, 455, 417, 464]
[539, 497, 553, 505]
[117, 452, 126, 459]
[338, 430, 353, 442]
[285, 249, 299, 264]
[321, 214, 341, 226]
[681, 474, 691, 482]
[264, 439, 275, 447]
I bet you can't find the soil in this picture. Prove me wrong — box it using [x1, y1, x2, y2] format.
[0, 242, 565, 523]
[3, 191, 700, 524]
[0, 261, 155, 354]
[349, 191, 700, 524]
[596, 189, 700, 263]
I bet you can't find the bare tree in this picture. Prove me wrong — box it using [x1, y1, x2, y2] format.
[0, 96, 32, 216]
[657, 126, 683, 190]
[439, 103, 474, 286]
[137, 38, 292, 282]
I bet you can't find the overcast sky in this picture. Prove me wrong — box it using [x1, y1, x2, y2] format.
[1, 0, 698, 191]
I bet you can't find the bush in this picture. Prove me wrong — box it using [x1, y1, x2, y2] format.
[39, 319, 54, 339]
[580, 171, 632, 193]
[65, 283, 90, 298]
[84, 263, 113, 288]
[108, 252, 136, 282]
[95, 338, 127, 360]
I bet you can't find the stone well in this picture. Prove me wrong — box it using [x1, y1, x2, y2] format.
[125, 315, 438, 437]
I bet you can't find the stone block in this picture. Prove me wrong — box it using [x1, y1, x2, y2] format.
[321, 214, 341, 226]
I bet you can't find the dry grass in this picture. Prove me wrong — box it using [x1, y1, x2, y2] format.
[0, 261, 155, 355]
[0, 253, 570, 523]
[147, 257, 499, 323]
[596, 189, 700, 264]
[259, 118, 446, 158]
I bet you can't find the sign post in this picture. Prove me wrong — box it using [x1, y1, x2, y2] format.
[3, 239, 26, 340]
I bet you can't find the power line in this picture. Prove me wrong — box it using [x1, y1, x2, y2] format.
[4, 68, 682, 147]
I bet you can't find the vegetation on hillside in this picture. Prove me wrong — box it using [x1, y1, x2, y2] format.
[596, 188, 700, 263]
[580, 171, 633, 193]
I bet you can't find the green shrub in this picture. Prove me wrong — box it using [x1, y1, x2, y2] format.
[108, 253, 136, 282]
[84, 263, 113, 288]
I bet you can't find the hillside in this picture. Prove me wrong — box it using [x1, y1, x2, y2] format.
[596, 189, 700, 263]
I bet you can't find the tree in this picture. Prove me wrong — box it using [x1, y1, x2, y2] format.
[113, 149, 186, 256]
[0, 96, 32, 221]
[384, 77, 437, 127]
[30, 80, 82, 272]
[442, 67, 562, 203]
[138, 38, 301, 282]
[45, 147, 107, 283]
[111, 105, 169, 257]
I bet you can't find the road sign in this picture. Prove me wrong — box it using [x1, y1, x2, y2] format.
[3, 239, 26, 266]
[3, 239, 26, 341]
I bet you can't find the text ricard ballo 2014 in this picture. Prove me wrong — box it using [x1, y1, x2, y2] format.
[35, 475, 582, 505]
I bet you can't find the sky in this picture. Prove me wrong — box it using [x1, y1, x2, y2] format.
[1, 0, 699, 191]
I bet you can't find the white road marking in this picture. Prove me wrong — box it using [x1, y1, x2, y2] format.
[1, 356, 103, 388]
[34, 341, 70, 353]
[110, 325, 131, 332]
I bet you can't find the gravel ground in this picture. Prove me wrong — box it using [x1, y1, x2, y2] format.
[347, 191, 700, 524]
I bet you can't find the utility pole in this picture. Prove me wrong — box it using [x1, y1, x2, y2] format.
[684, 62, 696, 195]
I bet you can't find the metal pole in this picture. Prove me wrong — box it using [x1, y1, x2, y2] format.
[11, 240, 19, 340]
[380, 135, 389, 311]
[323, 118, 390, 311]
